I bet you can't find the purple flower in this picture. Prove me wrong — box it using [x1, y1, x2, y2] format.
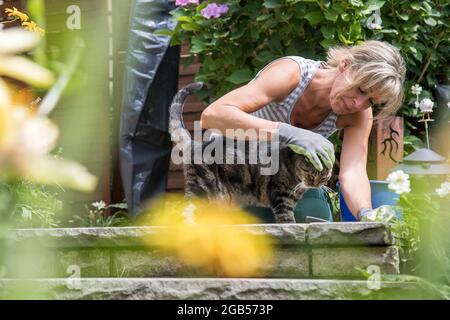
[176, 0, 199, 7]
[201, 3, 229, 19]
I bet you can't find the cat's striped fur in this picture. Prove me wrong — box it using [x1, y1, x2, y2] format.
[169, 82, 332, 223]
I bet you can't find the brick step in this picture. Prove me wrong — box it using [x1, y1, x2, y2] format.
[6, 223, 399, 279]
[0, 277, 425, 300]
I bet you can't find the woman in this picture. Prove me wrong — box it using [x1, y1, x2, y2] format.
[199, 40, 406, 221]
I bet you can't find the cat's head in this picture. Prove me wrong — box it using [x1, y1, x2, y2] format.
[288, 148, 333, 189]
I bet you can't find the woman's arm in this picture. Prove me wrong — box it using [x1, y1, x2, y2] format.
[338, 108, 374, 218]
[200, 57, 336, 171]
[200, 58, 300, 140]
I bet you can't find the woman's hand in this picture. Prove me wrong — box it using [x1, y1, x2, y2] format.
[358, 205, 397, 223]
[278, 123, 335, 171]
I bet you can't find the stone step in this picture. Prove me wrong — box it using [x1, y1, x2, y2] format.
[0, 277, 425, 300]
[5, 223, 399, 279]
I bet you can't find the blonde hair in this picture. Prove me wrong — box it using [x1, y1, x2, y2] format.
[325, 40, 406, 119]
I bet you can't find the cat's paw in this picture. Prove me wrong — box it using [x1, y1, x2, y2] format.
[274, 213, 296, 224]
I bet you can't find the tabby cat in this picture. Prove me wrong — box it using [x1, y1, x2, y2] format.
[169, 82, 332, 223]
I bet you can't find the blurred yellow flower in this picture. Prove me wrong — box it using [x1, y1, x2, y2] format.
[5, 7, 29, 23]
[3, 7, 45, 35]
[142, 194, 274, 277]
[0, 28, 97, 192]
[22, 21, 45, 35]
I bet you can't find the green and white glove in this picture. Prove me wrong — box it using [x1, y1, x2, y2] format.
[357, 205, 397, 224]
[277, 123, 335, 171]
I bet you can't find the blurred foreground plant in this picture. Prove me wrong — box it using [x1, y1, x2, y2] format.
[376, 170, 450, 285]
[0, 26, 97, 295]
[3, 7, 44, 35]
[0, 28, 97, 192]
[141, 194, 274, 277]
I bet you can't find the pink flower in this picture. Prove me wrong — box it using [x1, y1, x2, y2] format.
[175, 0, 199, 7]
[201, 3, 229, 19]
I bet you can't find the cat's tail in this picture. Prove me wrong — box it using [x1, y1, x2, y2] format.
[169, 82, 204, 146]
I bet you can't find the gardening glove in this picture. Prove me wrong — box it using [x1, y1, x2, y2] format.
[357, 205, 398, 224]
[277, 122, 335, 171]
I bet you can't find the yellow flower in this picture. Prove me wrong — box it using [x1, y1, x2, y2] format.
[3, 8, 45, 35]
[0, 28, 97, 192]
[142, 194, 274, 277]
[21, 21, 45, 35]
[5, 7, 29, 22]
[34, 26, 45, 36]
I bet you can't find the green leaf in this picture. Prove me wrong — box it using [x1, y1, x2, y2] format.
[255, 51, 279, 64]
[320, 25, 335, 40]
[263, 0, 282, 9]
[154, 29, 173, 36]
[341, 13, 351, 21]
[320, 38, 337, 49]
[176, 16, 193, 23]
[349, 0, 364, 7]
[304, 11, 324, 26]
[256, 13, 272, 22]
[213, 30, 230, 38]
[422, 2, 432, 13]
[424, 17, 437, 26]
[410, 2, 421, 10]
[263, 18, 278, 28]
[381, 29, 399, 35]
[396, 11, 409, 21]
[324, 8, 339, 22]
[279, 10, 294, 22]
[349, 22, 362, 40]
[287, 0, 315, 3]
[181, 22, 201, 31]
[364, 0, 386, 12]
[414, 50, 423, 63]
[230, 28, 246, 41]
[337, 29, 353, 45]
[226, 69, 254, 84]
[190, 38, 207, 53]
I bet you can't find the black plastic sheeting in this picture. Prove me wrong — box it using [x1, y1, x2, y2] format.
[119, 0, 179, 217]
[431, 83, 450, 155]
[433, 84, 450, 128]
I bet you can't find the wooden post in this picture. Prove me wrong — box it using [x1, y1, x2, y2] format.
[367, 116, 404, 180]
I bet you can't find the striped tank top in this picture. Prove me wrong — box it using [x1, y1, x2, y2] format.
[250, 56, 338, 138]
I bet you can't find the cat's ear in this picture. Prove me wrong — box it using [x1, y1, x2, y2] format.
[287, 144, 307, 156]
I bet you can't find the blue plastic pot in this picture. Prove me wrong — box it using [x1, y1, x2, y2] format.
[337, 180, 400, 222]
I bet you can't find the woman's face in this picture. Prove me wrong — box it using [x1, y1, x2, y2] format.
[329, 60, 379, 115]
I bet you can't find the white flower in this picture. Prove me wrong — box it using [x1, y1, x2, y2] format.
[21, 208, 32, 221]
[411, 84, 422, 96]
[366, 9, 382, 30]
[418, 98, 434, 113]
[367, 23, 382, 30]
[447, 102, 450, 109]
[387, 170, 411, 195]
[436, 182, 450, 198]
[92, 200, 107, 210]
[0, 28, 40, 55]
